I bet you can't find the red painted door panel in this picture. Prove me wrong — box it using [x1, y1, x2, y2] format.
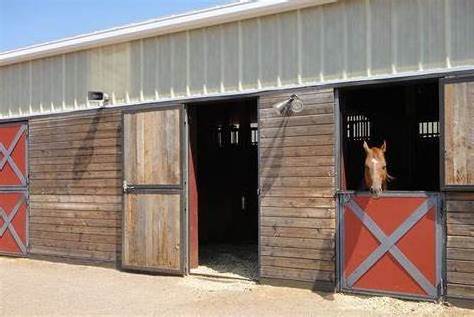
[0, 122, 28, 256]
[0, 123, 27, 187]
[0, 192, 28, 255]
[340, 193, 440, 299]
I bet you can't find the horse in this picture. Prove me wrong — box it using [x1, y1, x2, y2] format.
[363, 140, 393, 197]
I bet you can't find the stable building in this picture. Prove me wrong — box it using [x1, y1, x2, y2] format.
[0, 0, 473, 302]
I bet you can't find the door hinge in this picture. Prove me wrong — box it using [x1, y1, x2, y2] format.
[341, 193, 352, 205]
[438, 278, 446, 297]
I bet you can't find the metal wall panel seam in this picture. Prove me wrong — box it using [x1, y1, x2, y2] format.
[186, 31, 191, 97]
[170, 37, 175, 98]
[365, 0, 372, 77]
[445, 0, 451, 68]
[238, 21, 243, 91]
[417, 0, 424, 71]
[257, 17, 262, 90]
[140, 39, 144, 102]
[61, 55, 66, 110]
[342, 1, 348, 80]
[391, 0, 398, 74]
[296, 9, 303, 85]
[319, 6, 325, 82]
[203, 28, 208, 95]
[276, 14, 282, 87]
[220, 25, 225, 93]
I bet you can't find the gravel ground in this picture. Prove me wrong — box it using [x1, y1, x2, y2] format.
[0, 257, 472, 317]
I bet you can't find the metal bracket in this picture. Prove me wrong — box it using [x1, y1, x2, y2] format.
[123, 180, 134, 193]
[341, 193, 352, 205]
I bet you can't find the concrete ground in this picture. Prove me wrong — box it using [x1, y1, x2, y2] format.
[0, 257, 472, 317]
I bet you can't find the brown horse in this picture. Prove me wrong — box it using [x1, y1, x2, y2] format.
[363, 141, 393, 196]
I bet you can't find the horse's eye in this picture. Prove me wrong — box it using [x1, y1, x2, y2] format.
[382, 166, 386, 170]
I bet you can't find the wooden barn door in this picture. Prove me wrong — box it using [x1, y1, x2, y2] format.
[441, 77, 474, 188]
[122, 106, 187, 274]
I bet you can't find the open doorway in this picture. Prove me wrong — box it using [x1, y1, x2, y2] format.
[338, 80, 440, 191]
[188, 99, 258, 280]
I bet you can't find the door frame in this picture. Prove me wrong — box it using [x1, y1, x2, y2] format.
[121, 104, 189, 275]
[185, 98, 261, 278]
[334, 80, 445, 298]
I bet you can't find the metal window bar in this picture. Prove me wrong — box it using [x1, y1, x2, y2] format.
[250, 123, 258, 146]
[346, 114, 371, 141]
[230, 124, 240, 145]
[216, 124, 224, 148]
[418, 121, 439, 139]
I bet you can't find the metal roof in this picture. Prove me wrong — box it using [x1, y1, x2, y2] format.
[0, 0, 336, 66]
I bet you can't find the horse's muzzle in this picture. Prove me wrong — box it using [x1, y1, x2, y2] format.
[369, 187, 381, 198]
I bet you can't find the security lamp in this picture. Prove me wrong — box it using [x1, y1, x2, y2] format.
[272, 94, 304, 115]
[88, 91, 110, 106]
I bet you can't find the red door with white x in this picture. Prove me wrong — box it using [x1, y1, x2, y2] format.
[338, 192, 442, 300]
[0, 123, 28, 256]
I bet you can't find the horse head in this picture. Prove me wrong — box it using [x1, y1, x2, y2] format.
[363, 140, 393, 197]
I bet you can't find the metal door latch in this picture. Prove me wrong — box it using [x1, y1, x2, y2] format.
[123, 180, 134, 193]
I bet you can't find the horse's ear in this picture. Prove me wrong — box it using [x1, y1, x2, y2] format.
[363, 141, 371, 153]
[381, 140, 387, 152]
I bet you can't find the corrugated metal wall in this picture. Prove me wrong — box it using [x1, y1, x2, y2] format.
[1, 0, 473, 118]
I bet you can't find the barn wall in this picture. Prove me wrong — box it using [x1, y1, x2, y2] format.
[1, 0, 474, 119]
[258, 88, 336, 290]
[446, 192, 474, 300]
[28, 109, 122, 264]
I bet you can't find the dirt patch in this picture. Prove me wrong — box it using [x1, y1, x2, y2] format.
[0, 257, 472, 317]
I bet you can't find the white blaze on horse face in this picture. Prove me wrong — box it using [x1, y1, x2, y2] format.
[363, 141, 388, 196]
[370, 158, 383, 193]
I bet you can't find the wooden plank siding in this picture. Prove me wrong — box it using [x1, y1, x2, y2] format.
[443, 81, 474, 186]
[28, 109, 122, 264]
[446, 191, 474, 300]
[258, 88, 336, 290]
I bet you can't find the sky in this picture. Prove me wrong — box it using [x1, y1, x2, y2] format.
[0, 0, 234, 52]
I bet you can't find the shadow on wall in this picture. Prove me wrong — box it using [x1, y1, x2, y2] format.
[70, 108, 122, 265]
[72, 109, 105, 179]
[260, 108, 292, 196]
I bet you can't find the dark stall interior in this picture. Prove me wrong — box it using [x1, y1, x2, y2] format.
[188, 99, 258, 279]
[339, 81, 440, 192]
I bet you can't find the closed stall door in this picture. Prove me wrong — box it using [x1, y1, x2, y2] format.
[0, 122, 29, 256]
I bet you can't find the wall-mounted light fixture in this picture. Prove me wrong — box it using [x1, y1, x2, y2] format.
[272, 94, 304, 116]
[88, 91, 110, 107]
